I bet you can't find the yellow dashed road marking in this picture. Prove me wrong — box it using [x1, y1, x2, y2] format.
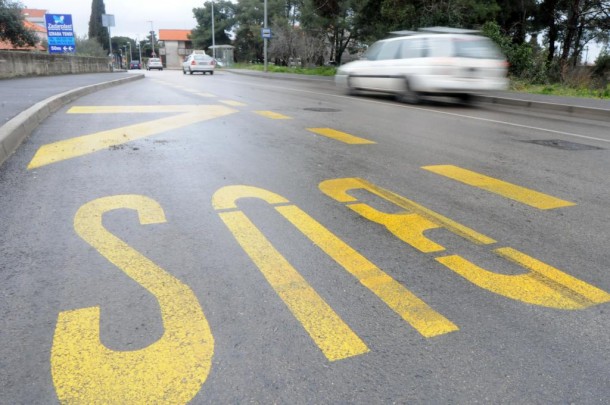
[422, 165, 576, 209]
[307, 128, 375, 145]
[254, 111, 292, 119]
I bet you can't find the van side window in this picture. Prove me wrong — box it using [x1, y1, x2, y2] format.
[376, 40, 402, 60]
[400, 38, 426, 59]
[427, 37, 452, 57]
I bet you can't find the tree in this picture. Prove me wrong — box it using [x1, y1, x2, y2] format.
[231, 0, 287, 62]
[88, 0, 109, 51]
[0, 0, 38, 47]
[300, 0, 364, 65]
[75, 35, 107, 57]
[191, 0, 235, 50]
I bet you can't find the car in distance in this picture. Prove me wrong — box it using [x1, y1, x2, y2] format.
[182, 53, 216, 75]
[146, 58, 163, 71]
[335, 27, 509, 104]
[129, 60, 141, 69]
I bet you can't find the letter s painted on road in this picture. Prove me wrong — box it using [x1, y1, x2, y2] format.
[51, 195, 214, 403]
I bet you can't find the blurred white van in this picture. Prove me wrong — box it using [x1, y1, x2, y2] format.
[335, 28, 509, 103]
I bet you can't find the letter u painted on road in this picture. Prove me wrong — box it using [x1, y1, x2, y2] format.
[213, 185, 457, 351]
[51, 195, 214, 403]
[319, 178, 610, 310]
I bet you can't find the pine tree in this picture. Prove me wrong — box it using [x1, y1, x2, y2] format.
[88, 0, 109, 50]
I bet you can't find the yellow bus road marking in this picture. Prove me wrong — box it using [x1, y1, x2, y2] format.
[28, 105, 237, 169]
[437, 247, 610, 309]
[320, 178, 496, 246]
[220, 100, 247, 107]
[218, 210, 369, 361]
[422, 165, 576, 210]
[214, 185, 457, 340]
[52, 195, 214, 403]
[276, 205, 458, 338]
[307, 128, 376, 145]
[254, 110, 292, 119]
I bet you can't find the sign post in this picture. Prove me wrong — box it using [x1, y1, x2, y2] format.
[102, 14, 115, 71]
[45, 14, 76, 54]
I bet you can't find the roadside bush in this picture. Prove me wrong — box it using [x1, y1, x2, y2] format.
[482, 21, 546, 83]
[593, 52, 610, 78]
[75, 36, 107, 58]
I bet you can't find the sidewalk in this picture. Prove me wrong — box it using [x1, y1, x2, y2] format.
[1, 72, 139, 125]
[0, 72, 144, 166]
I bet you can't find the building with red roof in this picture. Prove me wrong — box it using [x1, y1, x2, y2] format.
[159, 29, 194, 69]
[0, 17, 47, 51]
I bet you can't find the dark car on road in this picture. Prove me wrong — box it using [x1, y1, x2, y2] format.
[129, 60, 141, 70]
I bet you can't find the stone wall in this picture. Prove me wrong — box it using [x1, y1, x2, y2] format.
[0, 51, 110, 79]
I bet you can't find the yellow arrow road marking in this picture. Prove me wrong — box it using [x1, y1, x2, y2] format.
[67, 105, 212, 114]
[28, 105, 237, 169]
[307, 128, 376, 145]
[422, 165, 576, 209]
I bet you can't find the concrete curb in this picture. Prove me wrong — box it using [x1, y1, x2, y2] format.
[0, 74, 145, 167]
[474, 95, 610, 121]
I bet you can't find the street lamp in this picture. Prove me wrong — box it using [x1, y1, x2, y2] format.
[148, 20, 156, 57]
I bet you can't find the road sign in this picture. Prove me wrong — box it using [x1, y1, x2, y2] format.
[101, 14, 115, 27]
[45, 14, 76, 54]
[261, 28, 272, 39]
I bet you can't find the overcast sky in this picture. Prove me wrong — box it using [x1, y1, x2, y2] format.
[24, 0, 204, 39]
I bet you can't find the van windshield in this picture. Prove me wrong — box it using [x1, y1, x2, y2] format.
[362, 42, 384, 60]
[454, 38, 504, 59]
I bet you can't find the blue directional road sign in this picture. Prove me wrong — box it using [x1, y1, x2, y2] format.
[261, 28, 272, 39]
[45, 14, 76, 54]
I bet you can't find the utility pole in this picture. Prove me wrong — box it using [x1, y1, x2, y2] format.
[264, 0, 268, 72]
[211, 1, 216, 59]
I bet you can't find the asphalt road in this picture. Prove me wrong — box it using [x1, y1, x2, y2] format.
[1, 70, 610, 404]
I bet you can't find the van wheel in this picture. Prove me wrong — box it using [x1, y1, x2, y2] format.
[457, 93, 472, 105]
[346, 76, 358, 95]
[398, 79, 421, 104]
